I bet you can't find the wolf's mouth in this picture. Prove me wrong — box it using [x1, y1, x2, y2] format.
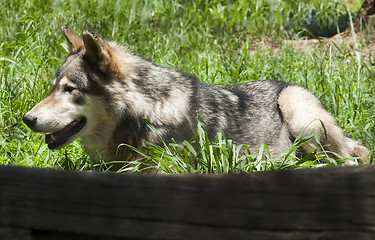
[45, 117, 87, 149]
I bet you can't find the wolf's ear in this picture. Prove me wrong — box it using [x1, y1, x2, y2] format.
[62, 26, 84, 54]
[82, 30, 113, 71]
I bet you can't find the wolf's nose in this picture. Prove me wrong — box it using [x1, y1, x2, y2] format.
[23, 114, 37, 127]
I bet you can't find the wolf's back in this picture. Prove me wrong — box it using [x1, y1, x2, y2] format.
[187, 80, 290, 148]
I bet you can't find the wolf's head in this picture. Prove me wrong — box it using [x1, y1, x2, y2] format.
[24, 26, 192, 155]
[23, 26, 126, 150]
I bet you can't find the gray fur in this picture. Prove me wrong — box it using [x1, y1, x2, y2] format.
[23, 27, 369, 165]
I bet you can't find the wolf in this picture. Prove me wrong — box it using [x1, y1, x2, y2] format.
[23, 26, 369, 166]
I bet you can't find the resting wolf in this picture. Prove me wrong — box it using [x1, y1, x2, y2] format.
[23, 26, 369, 165]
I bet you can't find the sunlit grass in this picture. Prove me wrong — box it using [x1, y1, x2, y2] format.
[0, 0, 373, 172]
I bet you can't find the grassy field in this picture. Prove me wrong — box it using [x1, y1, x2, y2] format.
[0, 0, 373, 173]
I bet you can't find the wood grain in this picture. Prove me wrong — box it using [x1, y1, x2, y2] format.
[0, 165, 374, 239]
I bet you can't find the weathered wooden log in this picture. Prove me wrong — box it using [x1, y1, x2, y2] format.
[0, 165, 374, 239]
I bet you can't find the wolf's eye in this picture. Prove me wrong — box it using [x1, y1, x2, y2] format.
[63, 85, 76, 93]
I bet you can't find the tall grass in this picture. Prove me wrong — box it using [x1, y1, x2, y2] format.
[0, 0, 372, 172]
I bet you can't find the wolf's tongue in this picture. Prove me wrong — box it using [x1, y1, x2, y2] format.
[45, 118, 86, 149]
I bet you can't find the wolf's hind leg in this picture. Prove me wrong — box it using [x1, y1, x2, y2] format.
[278, 86, 369, 163]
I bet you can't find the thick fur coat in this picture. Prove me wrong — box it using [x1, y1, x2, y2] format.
[23, 27, 369, 165]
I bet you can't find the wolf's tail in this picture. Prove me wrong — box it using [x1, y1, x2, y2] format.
[278, 85, 369, 163]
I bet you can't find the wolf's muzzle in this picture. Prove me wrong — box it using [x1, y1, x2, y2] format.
[23, 114, 37, 129]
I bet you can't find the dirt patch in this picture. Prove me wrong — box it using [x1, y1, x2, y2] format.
[284, 28, 375, 62]
[249, 30, 375, 63]
[283, 2, 375, 62]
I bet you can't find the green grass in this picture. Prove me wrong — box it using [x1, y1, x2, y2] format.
[0, 0, 373, 173]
